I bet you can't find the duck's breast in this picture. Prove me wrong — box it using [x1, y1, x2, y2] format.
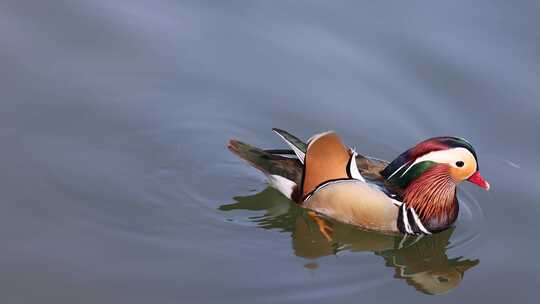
[304, 180, 399, 233]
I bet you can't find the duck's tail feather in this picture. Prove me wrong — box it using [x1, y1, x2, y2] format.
[228, 139, 303, 200]
[263, 149, 295, 155]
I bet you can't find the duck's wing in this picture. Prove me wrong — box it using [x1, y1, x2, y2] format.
[301, 131, 359, 198]
[271, 128, 307, 164]
[229, 129, 402, 203]
[269, 129, 401, 199]
[269, 128, 390, 179]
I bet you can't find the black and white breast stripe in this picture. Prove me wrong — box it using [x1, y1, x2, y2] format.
[397, 203, 432, 235]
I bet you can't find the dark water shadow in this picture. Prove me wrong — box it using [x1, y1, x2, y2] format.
[220, 187, 479, 295]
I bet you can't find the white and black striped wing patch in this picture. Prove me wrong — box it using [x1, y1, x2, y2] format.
[272, 129, 306, 164]
[397, 204, 432, 235]
[346, 149, 365, 182]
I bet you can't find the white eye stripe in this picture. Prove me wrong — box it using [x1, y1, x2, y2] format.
[400, 147, 475, 177]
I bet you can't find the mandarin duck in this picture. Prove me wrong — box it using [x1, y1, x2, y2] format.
[228, 129, 489, 235]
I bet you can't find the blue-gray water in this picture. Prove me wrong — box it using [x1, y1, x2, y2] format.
[1, 1, 539, 303]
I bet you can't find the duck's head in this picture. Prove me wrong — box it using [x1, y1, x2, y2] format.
[381, 137, 489, 191]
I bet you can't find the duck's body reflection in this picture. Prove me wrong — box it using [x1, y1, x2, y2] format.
[220, 187, 478, 295]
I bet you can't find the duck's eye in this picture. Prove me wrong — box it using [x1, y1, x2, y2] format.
[455, 161, 465, 168]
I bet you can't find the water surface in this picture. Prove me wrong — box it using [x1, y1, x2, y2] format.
[1, 1, 539, 303]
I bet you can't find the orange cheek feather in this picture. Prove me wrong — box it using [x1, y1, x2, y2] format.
[449, 165, 476, 182]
